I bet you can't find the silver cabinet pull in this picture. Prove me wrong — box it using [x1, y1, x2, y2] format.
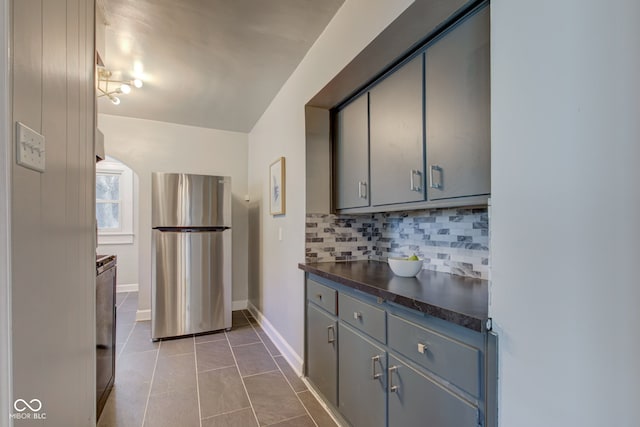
[371, 355, 382, 380]
[358, 181, 368, 199]
[429, 165, 443, 190]
[316, 294, 323, 301]
[327, 325, 336, 343]
[388, 365, 399, 392]
[410, 170, 422, 192]
[353, 311, 362, 320]
[417, 343, 428, 354]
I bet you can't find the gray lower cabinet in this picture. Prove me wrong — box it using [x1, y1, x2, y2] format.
[388, 355, 479, 427]
[306, 303, 338, 406]
[425, 6, 490, 201]
[338, 323, 387, 427]
[369, 54, 424, 207]
[335, 94, 369, 209]
[304, 274, 494, 427]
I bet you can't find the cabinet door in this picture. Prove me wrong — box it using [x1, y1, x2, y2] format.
[338, 323, 386, 427]
[388, 355, 478, 427]
[335, 94, 370, 209]
[425, 6, 490, 200]
[306, 303, 338, 406]
[370, 54, 424, 206]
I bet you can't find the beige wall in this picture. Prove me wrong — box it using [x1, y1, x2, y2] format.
[247, 0, 414, 369]
[10, 0, 97, 425]
[98, 114, 249, 316]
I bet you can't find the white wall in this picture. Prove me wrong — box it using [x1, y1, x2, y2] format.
[10, 0, 96, 425]
[97, 158, 140, 289]
[247, 0, 414, 369]
[98, 114, 249, 315]
[491, 1, 640, 425]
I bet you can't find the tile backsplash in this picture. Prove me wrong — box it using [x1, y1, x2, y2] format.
[306, 207, 489, 279]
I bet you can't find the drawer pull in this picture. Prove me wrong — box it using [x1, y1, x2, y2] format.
[388, 365, 399, 392]
[353, 311, 362, 320]
[327, 325, 336, 344]
[417, 343, 428, 354]
[371, 355, 382, 380]
[315, 294, 323, 300]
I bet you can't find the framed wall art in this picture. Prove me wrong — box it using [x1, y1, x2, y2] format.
[269, 157, 286, 215]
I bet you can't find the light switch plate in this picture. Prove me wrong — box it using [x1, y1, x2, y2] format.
[16, 121, 45, 172]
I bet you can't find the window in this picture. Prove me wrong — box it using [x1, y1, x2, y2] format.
[96, 172, 121, 231]
[96, 157, 134, 245]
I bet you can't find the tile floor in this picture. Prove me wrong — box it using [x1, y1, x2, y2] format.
[98, 292, 338, 427]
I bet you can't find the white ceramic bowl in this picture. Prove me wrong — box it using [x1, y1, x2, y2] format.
[387, 257, 424, 277]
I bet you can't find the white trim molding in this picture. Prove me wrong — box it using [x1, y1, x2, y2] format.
[248, 303, 304, 375]
[98, 233, 134, 245]
[116, 283, 138, 293]
[135, 309, 151, 322]
[232, 300, 248, 311]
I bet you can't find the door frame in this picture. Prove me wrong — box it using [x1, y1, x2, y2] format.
[0, 0, 13, 425]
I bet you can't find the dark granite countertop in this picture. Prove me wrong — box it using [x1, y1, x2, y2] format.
[299, 261, 488, 332]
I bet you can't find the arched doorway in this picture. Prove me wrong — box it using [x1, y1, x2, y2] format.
[96, 156, 139, 294]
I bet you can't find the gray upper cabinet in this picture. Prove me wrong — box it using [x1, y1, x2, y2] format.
[369, 54, 424, 206]
[335, 94, 370, 209]
[425, 6, 490, 201]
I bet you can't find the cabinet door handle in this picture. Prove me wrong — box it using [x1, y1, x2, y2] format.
[353, 311, 362, 320]
[315, 294, 323, 301]
[429, 165, 443, 190]
[327, 325, 336, 343]
[410, 170, 422, 192]
[358, 181, 367, 199]
[371, 355, 382, 379]
[388, 365, 399, 392]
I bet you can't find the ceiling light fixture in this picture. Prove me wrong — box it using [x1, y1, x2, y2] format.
[97, 67, 143, 105]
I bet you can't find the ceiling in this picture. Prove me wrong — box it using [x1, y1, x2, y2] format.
[97, 0, 344, 133]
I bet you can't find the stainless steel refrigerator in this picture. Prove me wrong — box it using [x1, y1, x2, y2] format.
[151, 173, 232, 340]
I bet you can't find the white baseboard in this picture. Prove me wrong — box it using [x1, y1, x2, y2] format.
[116, 283, 138, 293]
[232, 300, 248, 311]
[247, 302, 303, 375]
[135, 309, 151, 321]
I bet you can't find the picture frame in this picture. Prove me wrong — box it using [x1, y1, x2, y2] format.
[269, 157, 286, 215]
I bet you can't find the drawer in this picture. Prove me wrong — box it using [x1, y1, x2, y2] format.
[306, 279, 337, 315]
[388, 313, 480, 397]
[339, 293, 386, 343]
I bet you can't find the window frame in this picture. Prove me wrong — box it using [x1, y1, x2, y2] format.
[96, 158, 134, 245]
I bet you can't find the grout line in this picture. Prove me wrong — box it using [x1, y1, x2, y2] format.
[263, 414, 310, 427]
[193, 336, 203, 427]
[116, 291, 129, 310]
[299, 377, 344, 427]
[228, 340, 262, 349]
[195, 337, 227, 345]
[239, 369, 280, 380]
[196, 363, 237, 374]
[227, 313, 261, 427]
[242, 311, 320, 427]
[200, 405, 252, 421]
[140, 339, 161, 427]
[116, 295, 139, 361]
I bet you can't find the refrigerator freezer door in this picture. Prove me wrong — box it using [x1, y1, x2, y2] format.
[152, 173, 231, 228]
[152, 229, 232, 339]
